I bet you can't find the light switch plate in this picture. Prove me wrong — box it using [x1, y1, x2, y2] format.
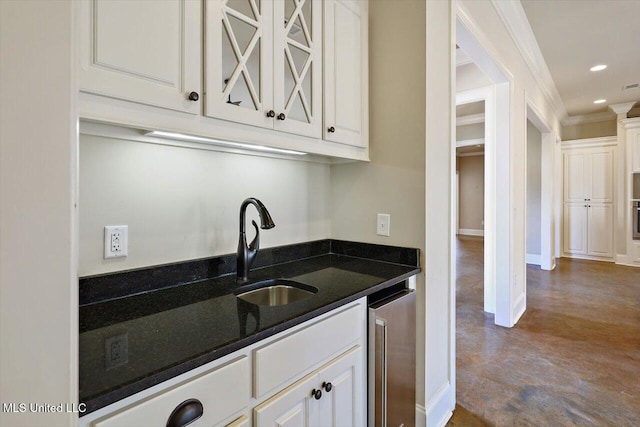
[104, 225, 128, 258]
[376, 213, 390, 236]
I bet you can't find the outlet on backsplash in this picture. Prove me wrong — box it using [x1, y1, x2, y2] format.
[104, 333, 128, 370]
[104, 226, 128, 259]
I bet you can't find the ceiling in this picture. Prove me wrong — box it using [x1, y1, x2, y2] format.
[520, 0, 640, 117]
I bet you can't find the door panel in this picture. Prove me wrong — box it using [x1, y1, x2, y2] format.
[588, 204, 613, 257]
[323, 0, 365, 147]
[254, 372, 319, 427]
[563, 204, 588, 255]
[205, 0, 273, 128]
[589, 149, 614, 203]
[317, 347, 363, 427]
[273, 0, 322, 137]
[78, 0, 201, 113]
[563, 152, 586, 202]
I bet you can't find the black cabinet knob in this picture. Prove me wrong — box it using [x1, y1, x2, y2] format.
[188, 91, 199, 101]
[327, 126, 335, 133]
[166, 399, 203, 427]
[311, 389, 322, 400]
[277, 113, 286, 121]
[323, 382, 332, 392]
[266, 110, 276, 118]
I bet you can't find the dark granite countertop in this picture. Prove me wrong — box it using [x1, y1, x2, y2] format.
[79, 240, 420, 415]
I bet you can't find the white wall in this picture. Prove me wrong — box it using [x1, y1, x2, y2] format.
[79, 132, 331, 276]
[526, 120, 542, 256]
[456, 62, 492, 92]
[0, 1, 78, 426]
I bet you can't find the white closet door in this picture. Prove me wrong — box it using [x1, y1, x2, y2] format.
[563, 203, 588, 255]
[587, 204, 613, 258]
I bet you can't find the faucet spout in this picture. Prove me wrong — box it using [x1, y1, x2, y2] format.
[237, 198, 275, 283]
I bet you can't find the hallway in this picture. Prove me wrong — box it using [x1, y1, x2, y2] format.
[448, 236, 640, 426]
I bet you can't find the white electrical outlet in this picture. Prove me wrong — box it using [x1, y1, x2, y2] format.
[376, 213, 390, 236]
[104, 225, 128, 259]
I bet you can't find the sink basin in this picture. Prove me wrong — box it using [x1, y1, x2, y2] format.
[235, 279, 318, 307]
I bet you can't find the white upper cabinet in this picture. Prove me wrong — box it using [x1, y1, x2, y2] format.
[564, 147, 614, 203]
[206, 0, 322, 138]
[323, 0, 368, 147]
[205, 0, 273, 129]
[78, 0, 202, 114]
[77, 0, 368, 160]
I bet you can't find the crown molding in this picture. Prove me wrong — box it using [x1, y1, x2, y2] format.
[622, 117, 640, 129]
[456, 113, 485, 126]
[609, 102, 637, 116]
[490, 0, 568, 122]
[561, 136, 617, 149]
[561, 111, 615, 126]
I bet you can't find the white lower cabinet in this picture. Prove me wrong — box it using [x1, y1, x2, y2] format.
[563, 203, 613, 259]
[92, 357, 250, 427]
[254, 372, 321, 427]
[255, 346, 362, 427]
[316, 347, 363, 427]
[81, 299, 366, 427]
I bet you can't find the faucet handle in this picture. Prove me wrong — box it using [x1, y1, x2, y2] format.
[248, 220, 260, 251]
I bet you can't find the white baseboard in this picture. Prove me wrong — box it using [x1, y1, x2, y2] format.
[615, 254, 640, 267]
[562, 253, 614, 263]
[526, 253, 541, 265]
[458, 228, 484, 237]
[513, 294, 526, 325]
[416, 404, 427, 427]
[424, 382, 453, 427]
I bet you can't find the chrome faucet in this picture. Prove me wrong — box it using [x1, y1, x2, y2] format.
[237, 198, 275, 283]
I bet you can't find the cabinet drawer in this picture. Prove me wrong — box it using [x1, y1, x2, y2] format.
[93, 357, 249, 427]
[253, 303, 363, 398]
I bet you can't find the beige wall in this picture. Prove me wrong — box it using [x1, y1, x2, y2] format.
[331, 0, 428, 408]
[458, 156, 484, 231]
[526, 120, 542, 256]
[80, 133, 331, 276]
[456, 122, 484, 141]
[561, 119, 616, 140]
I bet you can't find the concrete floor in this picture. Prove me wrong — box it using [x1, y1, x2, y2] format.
[447, 236, 640, 426]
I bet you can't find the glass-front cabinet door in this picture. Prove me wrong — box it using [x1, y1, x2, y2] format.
[205, 0, 273, 128]
[206, 0, 320, 138]
[273, 0, 322, 138]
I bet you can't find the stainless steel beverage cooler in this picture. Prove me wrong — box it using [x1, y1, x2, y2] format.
[369, 287, 416, 427]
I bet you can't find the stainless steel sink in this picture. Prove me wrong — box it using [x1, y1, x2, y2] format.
[235, 279, 318, 307]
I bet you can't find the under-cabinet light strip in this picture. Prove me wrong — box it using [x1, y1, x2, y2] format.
[145, 131, 307, 156]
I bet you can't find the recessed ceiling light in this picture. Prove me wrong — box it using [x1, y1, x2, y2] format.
[590, 64, 607, 72]
[593, 99, 606, 104]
